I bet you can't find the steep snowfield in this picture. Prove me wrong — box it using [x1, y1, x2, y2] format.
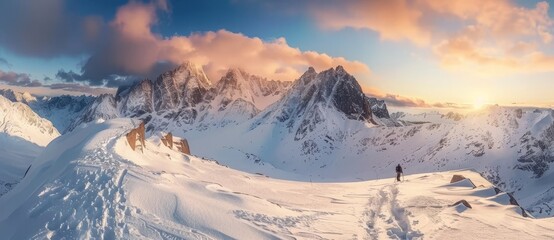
[0, 95, 60, 198]
[0, 134, 44, 196]
[0, 119, 553, 239]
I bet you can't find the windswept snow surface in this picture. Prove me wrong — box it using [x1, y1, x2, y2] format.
[0, 134, 44, 197]
[1, 119, 553, 239]
[182, 106, 554, 218]
[0, 95, 60, 198]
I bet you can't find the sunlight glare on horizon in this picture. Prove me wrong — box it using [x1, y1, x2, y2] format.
[473, 96, 488, 110]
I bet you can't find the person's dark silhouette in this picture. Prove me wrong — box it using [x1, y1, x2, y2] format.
[395, 164, 403, 181]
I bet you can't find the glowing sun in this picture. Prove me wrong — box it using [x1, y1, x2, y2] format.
[473, 97, 487, 109]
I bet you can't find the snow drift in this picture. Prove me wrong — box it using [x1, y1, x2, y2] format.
[1, 119, 553, 239]
[0, 95, 60, 197]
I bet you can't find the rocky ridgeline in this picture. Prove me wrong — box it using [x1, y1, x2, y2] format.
[65, 62, 390, 133]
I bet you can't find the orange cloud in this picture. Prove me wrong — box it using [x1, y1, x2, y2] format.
[435, 35, 554, 75]
[77, 1, 370, 86]
[312, 0, 554, 74]
[424, 0, 553, 41]
[166, 30, 370, 81]
[313, 0, 431, 45]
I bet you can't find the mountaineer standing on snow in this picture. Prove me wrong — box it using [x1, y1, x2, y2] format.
[396, 164, 403, 182]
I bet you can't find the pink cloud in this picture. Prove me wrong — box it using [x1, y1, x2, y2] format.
[313, 0, 431, 45]
[76, 1, 370, 86]
[311, 0, 554, 74]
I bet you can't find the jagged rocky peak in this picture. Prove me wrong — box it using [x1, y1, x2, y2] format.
[210, 67, 291, 110]
[153, 61, 212, 111]
[118, 79, 154, 117]
[444, 111, 464, 121]
[66, 94, 119, 132]
[312, 65, 373, 122]
[250, 65, 376, 141]
[367, 97, 390, 119]
[212, 68, 254, 103]
[216, 68, 248, 93]
[260, 65, 375, 128]
[300, 67, 317, 85]
[219, 68, 244, 85]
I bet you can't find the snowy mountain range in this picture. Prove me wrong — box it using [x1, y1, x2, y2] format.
[0, 89, 95, 133]
[1, 62, 554, 221]
[61, 62, 294, 133]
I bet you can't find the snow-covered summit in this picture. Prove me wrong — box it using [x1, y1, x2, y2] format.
[209, 68, 290, 110]
[69, 62, 293, 133]
[62, 63, 391, 135]
[0, 89, 95, 133]
[253, 66, 375, 140]
[0, 89, 36, 104]
[0, 95, 59, 146]
[152, 61, 212, 111]
[67, 94, 119, 132]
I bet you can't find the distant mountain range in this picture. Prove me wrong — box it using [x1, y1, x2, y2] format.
[15, 62, 387, 134]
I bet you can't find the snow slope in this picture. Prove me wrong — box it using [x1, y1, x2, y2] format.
[180, 106, 554, 217]
[0, 119, 552, 239]
[0, 134, 44, 196]
[0, 95, 60, 199]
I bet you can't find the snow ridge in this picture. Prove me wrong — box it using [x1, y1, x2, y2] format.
[67, 62, 295, 134]
[1, 120, 552, 239]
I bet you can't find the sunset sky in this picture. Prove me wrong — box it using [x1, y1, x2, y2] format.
[1, 0, 554, 109]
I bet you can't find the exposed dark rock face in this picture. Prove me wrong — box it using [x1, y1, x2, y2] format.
[253, 66, 378, 141]
[367, 97, 390, 119]
[66, 63, 392, 136]
[444, 112, 464, 121]
[118, 79, 154, 117]
[516, 121, 554, 178]
[68, 62, 290, 133]
[152, 62, 212, 111]
[326, 66, 373, 121]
